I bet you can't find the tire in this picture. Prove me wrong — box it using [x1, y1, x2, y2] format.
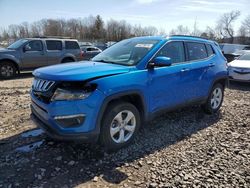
[202, 83, 224, 114]
[100, 102, 141, 151]
[61, 58, 74, 63]
[0, 62, 17, 79]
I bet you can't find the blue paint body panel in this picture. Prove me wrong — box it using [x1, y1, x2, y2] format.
[30, 36, 228, 142]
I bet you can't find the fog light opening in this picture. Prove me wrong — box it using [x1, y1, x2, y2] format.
[54, 114, 85, 128]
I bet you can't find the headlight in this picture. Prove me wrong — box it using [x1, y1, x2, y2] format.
[51, 88, 91, 101]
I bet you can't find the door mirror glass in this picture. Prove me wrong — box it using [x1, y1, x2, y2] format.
[149, 56, 172, 68]
[24, 44, 31, 52]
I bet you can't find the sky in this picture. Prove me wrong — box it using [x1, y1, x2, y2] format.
[0, 0, 249, 33]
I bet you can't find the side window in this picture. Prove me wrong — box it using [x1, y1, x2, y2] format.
[24, 40, 43, 52]
[65, 41, 79, 50]
[206, 44, 215, 57]
[87, 48, 96, 52]
[156, 41, 185, 64]
[46, 40, 62, 51]
[156, 41, 185, 63]
[186, 42, 208, 61]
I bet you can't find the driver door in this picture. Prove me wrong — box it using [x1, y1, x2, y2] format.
[20, 40, 47, 69]
[148, 41, 190, 112]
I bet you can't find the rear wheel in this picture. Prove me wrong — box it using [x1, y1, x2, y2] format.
[0, 62, 17, 79]
[202, 83, 224, 114]
[61, 58, 74, 63]
[100, 102, 141, 151]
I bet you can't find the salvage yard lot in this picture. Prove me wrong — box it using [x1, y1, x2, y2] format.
[0, 75, 249, 187]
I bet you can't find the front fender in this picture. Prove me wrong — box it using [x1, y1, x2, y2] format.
[0, 53, 20, 64]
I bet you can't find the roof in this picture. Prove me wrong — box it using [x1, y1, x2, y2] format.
[132, 35, 214, 43]
[25, 37, 78, 41]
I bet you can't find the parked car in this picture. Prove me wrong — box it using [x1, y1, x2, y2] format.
[30, 35, 228, 151]
[81, 46, 102, 60]
[0, 37, 82, 79]
[228, 52, 250, 82]
[79, 41, 93, 47]
[219, 43, 248, 62]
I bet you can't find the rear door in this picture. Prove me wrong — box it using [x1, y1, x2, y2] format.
[184, 41, 215, 99]
[46, 40, 63, 65]
[65, 41, 81, 61]
[20, 40, 47, 69]
[84, 47, 100, 60]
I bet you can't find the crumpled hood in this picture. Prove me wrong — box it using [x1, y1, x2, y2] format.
[33, 61, 131, 81]
[229, 60, 250, 69]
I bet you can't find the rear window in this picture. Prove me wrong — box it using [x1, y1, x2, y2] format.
[87, 47, 98, 52]
[65, 41, 79, 50]
[46, 40, 62, 50]
[187, 42, 208, 61]
[206, 44, 215, 57]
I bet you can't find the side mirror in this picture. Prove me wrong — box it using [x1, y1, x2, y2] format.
[24, 45, 31, 52]
[149, 56, 172, 68]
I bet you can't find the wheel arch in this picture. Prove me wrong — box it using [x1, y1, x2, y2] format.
[211, 76, 228, 89]
[96, 90, 148, 136]
[60, 55, 76, 63]
[206, 76, 228, 99]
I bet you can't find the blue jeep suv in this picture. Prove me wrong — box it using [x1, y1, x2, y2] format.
[30, 35, 228, 151]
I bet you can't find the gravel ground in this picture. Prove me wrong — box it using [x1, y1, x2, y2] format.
[0, 74, 249, 188]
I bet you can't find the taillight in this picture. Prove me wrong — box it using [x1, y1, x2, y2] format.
[80, 51, 84, 58]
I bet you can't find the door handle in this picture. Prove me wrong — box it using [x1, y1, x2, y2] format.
[208, 63, 215, 67]
[181, 68, 190, 72]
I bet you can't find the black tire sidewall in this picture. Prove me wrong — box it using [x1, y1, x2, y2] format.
[100, 102, 141, 151]
[0, 62, 16, 79]
[204, 83, 224, 114]
[61, 58, 74, 63]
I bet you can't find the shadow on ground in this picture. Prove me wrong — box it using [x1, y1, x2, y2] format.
[0, 72, 33, 81]
[228, 81, 250, 91]
[0, 104, 222, 187]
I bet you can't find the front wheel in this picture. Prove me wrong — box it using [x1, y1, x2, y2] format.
[0, 62, 17, 79]
[61, 58, 74, 63]
[202, 83, 224, 114]
[100, 102, 141, 151]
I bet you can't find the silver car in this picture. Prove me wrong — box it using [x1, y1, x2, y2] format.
[0, 37, 83, 79]
[228, 52, 250, 82]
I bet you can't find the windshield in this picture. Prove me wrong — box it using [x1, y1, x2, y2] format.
[92, 38, 160, 66]
[238, 53, 250, 61]
[7, 39, 28, 49]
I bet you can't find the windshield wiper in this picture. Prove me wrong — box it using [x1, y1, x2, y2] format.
[94, 59, 116, 64]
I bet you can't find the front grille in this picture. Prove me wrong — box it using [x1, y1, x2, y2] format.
[233, 68, 250, 75]
[32, 78, 55, 92]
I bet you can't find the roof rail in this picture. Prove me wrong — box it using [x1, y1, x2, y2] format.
[168, 35, 209, 40]
[32, 36, 75, 39]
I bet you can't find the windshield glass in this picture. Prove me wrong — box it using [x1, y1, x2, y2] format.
[238, 53, 250, 61]
[92, 38, 160, 66]
[7, 39, 28, 49]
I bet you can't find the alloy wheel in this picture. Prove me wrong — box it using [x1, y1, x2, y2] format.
[211, 87, 222, 109]
[1, 65, 14, 77]
[110, 110, 136, 144]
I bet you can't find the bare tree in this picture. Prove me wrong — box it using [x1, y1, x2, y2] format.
[242, 15, 250, 37]
[169, 25, 190, 35]
[216, 10, 241, 43]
